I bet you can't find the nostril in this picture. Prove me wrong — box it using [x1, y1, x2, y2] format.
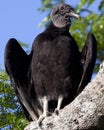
[65, 15, 69, 19]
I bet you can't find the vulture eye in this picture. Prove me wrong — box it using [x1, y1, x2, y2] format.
[70, 7, 74, 12]
[60, 6, 64, 10]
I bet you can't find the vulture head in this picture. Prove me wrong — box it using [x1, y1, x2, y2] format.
[50, 3, 80, 28]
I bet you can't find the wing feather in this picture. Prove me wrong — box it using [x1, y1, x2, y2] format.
[4, 38, 42, 121]
[77, 33, 97, 94]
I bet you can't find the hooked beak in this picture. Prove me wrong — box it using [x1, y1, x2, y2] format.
[68, 10, 80, 20]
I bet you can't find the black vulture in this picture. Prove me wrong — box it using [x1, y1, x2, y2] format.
[4, 3, 97, 124]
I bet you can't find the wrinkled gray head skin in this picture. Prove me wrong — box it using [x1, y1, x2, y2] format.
[50, 3, 80, 28]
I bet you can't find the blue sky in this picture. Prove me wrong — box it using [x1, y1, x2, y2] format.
[0, 0, 44, 68]
[0, 0, 99, 69]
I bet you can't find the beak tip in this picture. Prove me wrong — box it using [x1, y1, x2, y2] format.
[75, 14, 80, 20]
[69, 11, 80, 20]
[77, 15, 81, 20]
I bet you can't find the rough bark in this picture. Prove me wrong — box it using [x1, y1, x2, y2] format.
[24, 62, 104, 130]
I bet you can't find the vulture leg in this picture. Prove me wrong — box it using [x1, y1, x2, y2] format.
[43, 96, 48, 116]
[38, 96, 51, 125]
[54, 95, 63, 115]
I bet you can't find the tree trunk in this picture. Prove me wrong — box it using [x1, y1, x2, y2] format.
[24, 62, 104, 130]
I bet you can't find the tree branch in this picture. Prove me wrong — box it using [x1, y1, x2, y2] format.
[24, 61, 104, 130]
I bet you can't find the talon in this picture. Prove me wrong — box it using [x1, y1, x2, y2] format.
[37, 111, 52, 126]
[54, 95, 63, 115]
[54, 108, 59, 115]
[46, 111, 52, 116]
[38, 114, 46, 126]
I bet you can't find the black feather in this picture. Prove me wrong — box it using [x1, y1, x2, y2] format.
[30, 23, 81, 109]
[4, 38, 42, 121]
[4, 3, 97, 122]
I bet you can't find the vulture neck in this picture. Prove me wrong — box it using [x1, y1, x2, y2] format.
[45, 22, 70, 35]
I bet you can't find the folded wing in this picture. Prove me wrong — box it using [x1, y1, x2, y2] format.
[4, 38, 42, 121]
[77, 33, 97, 94]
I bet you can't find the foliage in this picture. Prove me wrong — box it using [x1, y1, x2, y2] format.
[0, 70, 28, 129]
[39, 0, 65, 12]
[0, 0, 104, 129]
[72, 0, 104, 71]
